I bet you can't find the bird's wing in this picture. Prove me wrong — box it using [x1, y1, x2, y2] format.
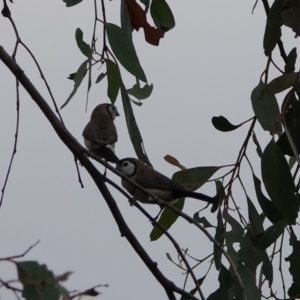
[83, 128, 118, 146]
[137, 175, 186, 191]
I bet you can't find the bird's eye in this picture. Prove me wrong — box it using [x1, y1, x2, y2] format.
[123, 162, 128, 167]
[111, 106, 115, 110]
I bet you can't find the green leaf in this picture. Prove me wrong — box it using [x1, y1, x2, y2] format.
[282, 1, 300, 37]
[16, 261, 60, 300]
[95, 72, 106, 83]
[223, 210, 243, 267]
[106, 23, 147, 82]
[262, 253, 273, 285]
[277, 91, 300, 157]
[286, 230, 300, 289]
[211, 116, 242, 132]
[180, 277, 205, 300]
[193, 214, 213, 227]
[211, 181, 224, 213]
[150, 198, 184, 241]
[255, 218, 287, 249]
[120, 82, 152, 166]
[63, 0, 82, 7]
[263, 0, 284, 56]
[150, 0, 175, 32]
[252, 131, 263, 158]
[120, 0, 133, 38]
[75, 28, 92, 59]
[61, 60, 87, 109]
[261, 139, 298, 223]
[207, 265, 234, 300]
[173, 166, 220, 191]
[288, 283, 300, 298]
[262, 73, 298, 97]
[127, 83, 153, 100]
[105, 59, 120, 104]
[140, 0, 150, 12]
[285, 48, 297, 73]
[247, 197, 264, 236]
[238, 233, 265, 273]
[232, 262, 261, 300]
[223, 210, 244, 244]
[214, 209, 225, 271]
[252, 173, 284, 224]
[251, 80, 282, 134]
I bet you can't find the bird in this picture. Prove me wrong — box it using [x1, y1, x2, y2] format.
[116, 157, 217, 205]
[83, 103, 120, 163]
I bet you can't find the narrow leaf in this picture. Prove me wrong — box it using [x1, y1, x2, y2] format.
[261, 139, 298, 223]
[193, 215, 213, 227]
[238, 233, 265, 272]
[256, 218, 287, 249]
[75, 28, 92, 58]
[106, 23, 147, 82]
[252, 131, 263, 158]
[95, 72, 106, 83]
[105, 59, 120, 104]
[127, 83, 153, 100]
[247, 197, 264, 236]
[252, 173, 284, 224]
[262, 253, 273, 285]
[61, 60, 87, 109]
[282, 2, 300, 37]
[120, 0, 133, 38]
[263, 0, 284, 55]
[181, 277, 205, 300]
[251, 80, 282, 134]
[207, 265, 234, 300]
[150, 198, 184, 241]
[63, 0, 82, 7]
[120, 82, 152, 166]
[173, 166, 220, 191]
[262, 73, 298, 97]
[211, 115, 242, 132]
[150, 0, 175, 32]
[214, 209, 225, 270]
[285, 230, 300, 289]
[285, 48, 297, 73]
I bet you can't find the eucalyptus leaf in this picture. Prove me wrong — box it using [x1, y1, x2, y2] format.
[106, 23, 147, 82]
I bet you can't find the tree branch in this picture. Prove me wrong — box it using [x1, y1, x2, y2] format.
[0, 45, 198, 300]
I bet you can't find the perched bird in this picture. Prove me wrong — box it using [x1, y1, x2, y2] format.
[83, 103, 120, 163]
[116, 158, 217, 204]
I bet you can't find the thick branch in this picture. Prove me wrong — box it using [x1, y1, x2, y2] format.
[0, 45, 188, 300]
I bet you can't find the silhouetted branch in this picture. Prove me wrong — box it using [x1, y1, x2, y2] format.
[0, 45, 199, 300]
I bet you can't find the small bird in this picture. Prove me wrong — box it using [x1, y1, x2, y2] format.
[116, 157, 217, 205]
[83, 103, 120, 163]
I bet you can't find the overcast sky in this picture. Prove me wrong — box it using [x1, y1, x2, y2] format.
[0, 1, 298, 299]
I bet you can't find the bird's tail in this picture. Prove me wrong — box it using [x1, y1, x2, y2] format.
[92, 147, 120, 164]
[176, 190, 217, 204]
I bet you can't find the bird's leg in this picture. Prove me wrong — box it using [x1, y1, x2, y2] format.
[152, 204, 165, 221]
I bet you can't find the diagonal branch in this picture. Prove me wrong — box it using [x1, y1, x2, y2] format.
[0, 45, 197, 300]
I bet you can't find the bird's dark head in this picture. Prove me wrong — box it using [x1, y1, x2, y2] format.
[91, 103, 120, 120]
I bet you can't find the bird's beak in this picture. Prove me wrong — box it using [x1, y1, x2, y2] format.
[116, 111, 120, 117]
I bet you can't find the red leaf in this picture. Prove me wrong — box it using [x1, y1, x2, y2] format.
[124, 0, 164, 46]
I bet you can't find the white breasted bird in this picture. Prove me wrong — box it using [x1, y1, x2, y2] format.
[83, 103, 120, 163]
[116, 158, 217, 204]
